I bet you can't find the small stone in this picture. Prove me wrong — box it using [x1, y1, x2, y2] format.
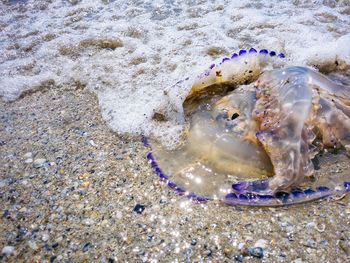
[1, 246, 15, 256]
[23, 152, 33, 158]
[305, 222, 316, 229]
[82, 242, 93, 252]
[28, 240, 39, 251]
[101, 220, 109, 226]
[292, 258, 307, 263]
[233, 254, 244, 262]
[254, 239, 268, 248]
[305, 239, 317, 248]
[133, 204, 145, 214]
[237, 242, 245, 250]
[24, 158, 33, 163]
[223, 246, 234, 257]
[42, 233, 50, 242]
[0, 180, 6, 188]
[79, 189, 88, 195]
[3, 210, 11, 218]
[89, 140, 97, 147]
[81, 181, 91, 188]
[19, 207, 27, 213]
[33, 158, 47, 168]
[248, 247, 264, 258]
[115, 155, 123, 160]
[83, 218, 95, 226]
[115, 211, 123, 219]
[21, 179, 28, 185]
[320, 240, 328, 246]
[52, 243, 59, 249]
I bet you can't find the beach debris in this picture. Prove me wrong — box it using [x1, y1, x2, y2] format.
[1, 246, 15, 256]
[133, 204, 145, 214]
[33, 158, 47, 168]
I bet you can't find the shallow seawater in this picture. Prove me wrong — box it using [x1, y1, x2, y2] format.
[1, 0, 350, 147]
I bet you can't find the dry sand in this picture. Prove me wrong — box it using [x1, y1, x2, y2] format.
[0, 84, 349, 262]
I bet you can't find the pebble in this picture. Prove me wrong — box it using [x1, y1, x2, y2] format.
[1, 246, 15, 256]
[19, 207, 27, 213]
[292, 258, 307, 263]
[248, 247, 264, 258]
[238, 242, 245, 250]
[0, 180, 6, 188]
[320, 240, 329, 246]
[115, 155, 124, 160]
[3, 210, 11, 218]
[24, 158, 33, 163]
[82, 242, 93, 252]
[115, 211, 123, 219]
[305, 239, 317, 248]
[21, 179, 29, 185]
[52, 243, 59, 249]
[42, 233, 50, 242]
[81, 181, 91, 188]
[89, 140, 97, 147]
[233, 254, 244, 262]
[223, 246, 234, 258]
[83, 218, 95, 226]
[133, 204, 145, 214]
[254, 239, 268, 248]
[23, 152, 33, 158]
[33, 158, 47, 168]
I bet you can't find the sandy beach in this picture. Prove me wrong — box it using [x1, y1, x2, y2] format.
[0, 84, 349, 262]
[1, 0, 350, 262]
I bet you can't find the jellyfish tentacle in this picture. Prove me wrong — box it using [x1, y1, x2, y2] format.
[315, 97, 350, 153]
[253, 67, 315, 192]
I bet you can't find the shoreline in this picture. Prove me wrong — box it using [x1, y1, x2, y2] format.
[0, 84, 349, 262]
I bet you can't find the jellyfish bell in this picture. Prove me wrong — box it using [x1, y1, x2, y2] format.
[148, 52, 350, 205]
[151, 85, 275, 199]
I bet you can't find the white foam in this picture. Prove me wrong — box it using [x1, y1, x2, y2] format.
[1, 0, 350, 147]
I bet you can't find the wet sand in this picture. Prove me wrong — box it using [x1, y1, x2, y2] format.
[0, 85, 349, 262]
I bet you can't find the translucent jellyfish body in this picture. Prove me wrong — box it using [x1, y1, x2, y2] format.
[146, 50, 350, 206]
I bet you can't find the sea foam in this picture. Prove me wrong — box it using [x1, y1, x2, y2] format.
[1, 0, 349, 147]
